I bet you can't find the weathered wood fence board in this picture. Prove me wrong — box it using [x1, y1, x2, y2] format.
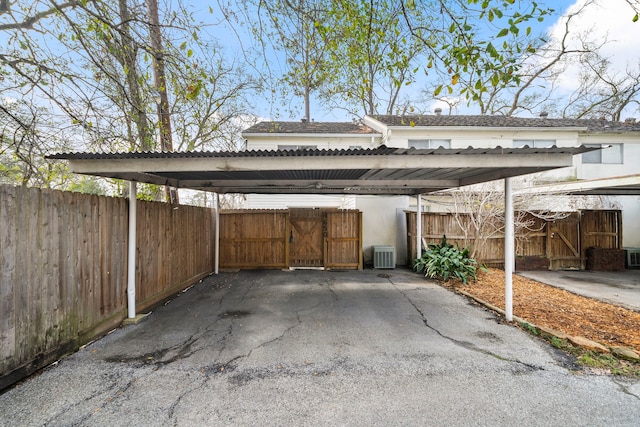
[1, 185, 215, 390]
[219, 210, 288, 269]
[325, 211, 363, 269]
[407, 210, 621, 270]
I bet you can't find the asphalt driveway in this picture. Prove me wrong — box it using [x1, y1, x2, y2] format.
[1, 269, 639, 426]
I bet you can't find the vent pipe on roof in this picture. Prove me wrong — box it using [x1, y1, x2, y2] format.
[539, 111, 548, 119]
[434, 108, 442, 116]
[301, 118, 307, 123]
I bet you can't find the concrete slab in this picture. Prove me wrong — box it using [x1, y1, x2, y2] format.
[518, 269, 640, 312]
[1, 269, 639, 426]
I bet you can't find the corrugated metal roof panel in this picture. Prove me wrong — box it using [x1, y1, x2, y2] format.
[47, 145, 592, 160]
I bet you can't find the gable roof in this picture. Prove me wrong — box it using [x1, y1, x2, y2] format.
[242, 121, 379, 135]
[368, 115, 640, 133]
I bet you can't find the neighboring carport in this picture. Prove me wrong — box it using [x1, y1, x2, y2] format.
[48, 145, 594, 322]
[517, 173, 640, 196]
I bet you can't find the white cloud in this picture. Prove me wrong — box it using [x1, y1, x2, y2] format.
[2, 97, 18, 106]
[546, 0, 640, 91]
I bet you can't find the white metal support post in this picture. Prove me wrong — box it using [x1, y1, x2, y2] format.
[504, 178, 514, 322]
[214, 193, 220, 275]
[416, 194, 422, 259]
[127, 181, 137, 319]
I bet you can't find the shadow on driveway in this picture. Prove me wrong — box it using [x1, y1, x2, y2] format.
[1, 269, 639, 426]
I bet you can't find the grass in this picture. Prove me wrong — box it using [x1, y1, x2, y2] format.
[517, 322, 640, 377]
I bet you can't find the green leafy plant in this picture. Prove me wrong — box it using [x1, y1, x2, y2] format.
[413, 235, 484, 285]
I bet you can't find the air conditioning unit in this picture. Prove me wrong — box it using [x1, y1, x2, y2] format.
[625, 248, 640, 268]
[373, 245, 395, 269]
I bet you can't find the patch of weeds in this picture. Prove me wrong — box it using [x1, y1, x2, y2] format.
[529, 331, 640, 377]
[519, 322, 539, 336]
[578, 352, 640, 376]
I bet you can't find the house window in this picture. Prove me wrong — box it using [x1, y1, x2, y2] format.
[513, 139, 556, 148]
[408, 139, 451, 149]
[582, 143, 623, 164]
[277, 145, 318, 151]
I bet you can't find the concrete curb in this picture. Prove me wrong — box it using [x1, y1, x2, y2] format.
[456, 289, 639, 360]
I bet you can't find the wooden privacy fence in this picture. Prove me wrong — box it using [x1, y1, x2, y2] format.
[407, 210, 621, 270]
[0, 185, 215, 390]
[219, 208, 362, 270]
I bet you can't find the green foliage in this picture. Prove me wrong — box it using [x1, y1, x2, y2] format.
[67, 177, 108, 196]
[413, 235, 483, 285]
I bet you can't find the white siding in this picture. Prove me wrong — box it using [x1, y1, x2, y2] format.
[245, 194, 356, 210]
[356, 195, 410, 265]
[246, 135, 378, 151]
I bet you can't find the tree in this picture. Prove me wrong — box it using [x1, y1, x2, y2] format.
[432, 176, 619, 261]
[231, 0, 556, 118]
[402, 0, 554, 115]
[321, 0, 425, 116]
[0, 0, 256, 190]
[561, 55, 640, 121]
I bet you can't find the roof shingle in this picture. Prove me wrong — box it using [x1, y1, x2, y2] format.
[369, 114, 640, 132]
[242, 121, 379, 135]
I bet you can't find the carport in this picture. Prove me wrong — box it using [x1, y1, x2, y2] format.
[49, 145, 594, 323]
[518, 173, 640, 196]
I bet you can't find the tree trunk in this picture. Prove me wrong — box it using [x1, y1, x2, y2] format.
[146, 0, 177, 203]
[118, 0, 153, 151]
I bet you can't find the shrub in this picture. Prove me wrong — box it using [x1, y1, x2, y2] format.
[413, 235, 484, 285]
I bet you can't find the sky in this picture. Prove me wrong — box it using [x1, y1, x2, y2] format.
[429, 0, 640, 119]
[548, 0, 640, 93]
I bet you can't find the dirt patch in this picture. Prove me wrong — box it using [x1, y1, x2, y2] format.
[457, 268, 640, 351]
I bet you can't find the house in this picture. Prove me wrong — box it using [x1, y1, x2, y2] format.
[241, 114, 640, 266]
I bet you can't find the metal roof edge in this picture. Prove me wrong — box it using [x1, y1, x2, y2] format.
[240, 132, 382, 138]
[383, 125, 588, 132]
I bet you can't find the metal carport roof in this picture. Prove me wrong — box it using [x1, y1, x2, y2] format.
[517, 174, 640, 196]
[48, 145, 593, 195]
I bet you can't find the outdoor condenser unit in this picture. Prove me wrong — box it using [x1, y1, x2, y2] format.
[373, 245, 395, 269]
[625, 248, 640, 268]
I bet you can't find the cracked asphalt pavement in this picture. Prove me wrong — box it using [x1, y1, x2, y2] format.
[2, 269, 640, 426]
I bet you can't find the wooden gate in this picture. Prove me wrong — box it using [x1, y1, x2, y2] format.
[289, 209, 325, 267]
[220, 209, 362, 270]
[547, 213, 581, 270]
[325, 210, 363, 269]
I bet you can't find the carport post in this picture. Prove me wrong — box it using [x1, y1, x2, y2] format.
[504, 178, 514, 322]
[214, 193, 219, 274]
[127, 181, 137, 319]
[416, 194, 422, 259]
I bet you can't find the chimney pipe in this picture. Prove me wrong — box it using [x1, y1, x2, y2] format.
[434, 108, 442, 116]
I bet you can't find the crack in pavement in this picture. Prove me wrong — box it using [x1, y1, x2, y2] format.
[48, 368, 145, 426]
[324, 278, 339, 302]
[612, 377, 640, 401]
[386, 277, 544, 372]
